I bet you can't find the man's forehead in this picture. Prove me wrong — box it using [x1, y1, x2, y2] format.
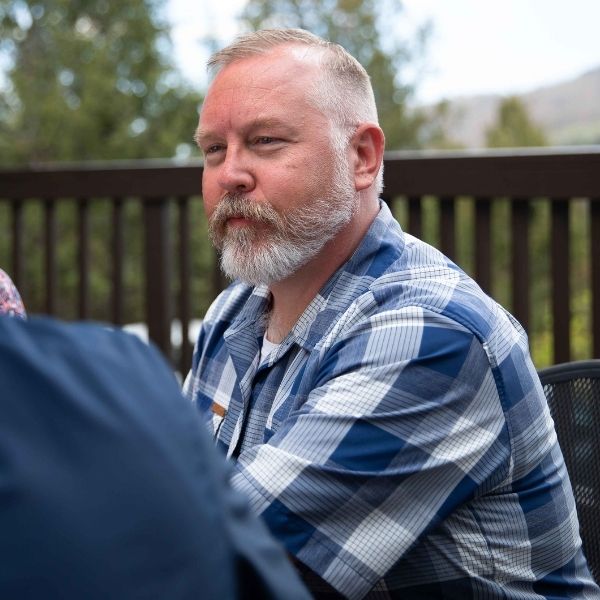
[199, 81, 311, 121]
[200, 49, 325, 122]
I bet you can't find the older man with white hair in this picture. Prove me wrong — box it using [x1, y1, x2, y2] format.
[185, 29, 598, 599]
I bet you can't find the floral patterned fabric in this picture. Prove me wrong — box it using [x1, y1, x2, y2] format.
[0, 269, 26, 318]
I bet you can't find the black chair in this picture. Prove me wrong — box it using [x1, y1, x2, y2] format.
[538, 360, 600, 583]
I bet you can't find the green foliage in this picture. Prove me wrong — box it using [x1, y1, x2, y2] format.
[485, 96, 547, 148]
[237, 0, 431, 149]
[551, 119, 600, 145]
[419, 100, 466, 149]
[482, 101, 591, 365]
[0, 0, 202, 163]
[0, 0, 216, 327]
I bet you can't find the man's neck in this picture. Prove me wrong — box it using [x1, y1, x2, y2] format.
[265, 197, 379, 344]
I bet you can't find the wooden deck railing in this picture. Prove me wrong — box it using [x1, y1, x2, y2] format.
[1, 147, 599, 371]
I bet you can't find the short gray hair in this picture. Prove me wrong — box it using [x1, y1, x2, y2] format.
[209, 29, 378, 128]
[208, 29, 383, 194]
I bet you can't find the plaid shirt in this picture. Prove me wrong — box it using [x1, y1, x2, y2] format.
[184, 202, 598, 599]
[0, 269, 25, 318]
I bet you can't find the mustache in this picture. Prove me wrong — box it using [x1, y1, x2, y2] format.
[209, 194, 283, 231]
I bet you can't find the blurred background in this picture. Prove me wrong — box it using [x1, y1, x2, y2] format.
[1, 0, 599, 368]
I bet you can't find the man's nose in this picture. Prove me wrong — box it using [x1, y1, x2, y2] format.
[217, 148, 255, 193]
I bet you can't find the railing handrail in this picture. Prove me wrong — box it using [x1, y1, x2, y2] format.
[0, 159, 204, 199]
[385, 145, 600, 158]
[383, 146, 600, 198]
[3, 146, 600, 199]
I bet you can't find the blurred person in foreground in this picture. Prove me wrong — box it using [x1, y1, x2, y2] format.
[0, 268, 26, 318]
[0, 314, 310, 600]
[184, 29, 599, 599]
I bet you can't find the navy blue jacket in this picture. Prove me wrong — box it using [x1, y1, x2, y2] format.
[0, 315, 310, 600]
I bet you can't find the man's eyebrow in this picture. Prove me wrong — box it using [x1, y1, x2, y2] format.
[194, 128, 212, 147]
[195, 118, 299, 146]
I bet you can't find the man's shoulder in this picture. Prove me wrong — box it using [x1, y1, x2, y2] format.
[365, 234, 503, 343]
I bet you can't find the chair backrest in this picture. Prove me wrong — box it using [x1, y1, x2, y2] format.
[538, 359, 600, 583]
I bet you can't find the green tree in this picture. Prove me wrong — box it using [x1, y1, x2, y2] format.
[235, 0, 430, 149]
[0, 0, 202, 164]
[0, 0, 211, 326]
[418, 100, 464, 150]
[485, 96, 547, 148]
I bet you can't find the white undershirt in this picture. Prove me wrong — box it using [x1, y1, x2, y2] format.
[260, 334, 281, 364]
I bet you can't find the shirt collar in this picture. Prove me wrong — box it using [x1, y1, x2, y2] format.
[230, 201, 404, 354]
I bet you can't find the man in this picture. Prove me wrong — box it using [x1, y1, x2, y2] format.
[0, 315, 310, 600]
[185, 29, 599, 598]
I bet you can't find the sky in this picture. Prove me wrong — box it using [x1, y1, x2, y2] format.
[167, 0, 600, 105]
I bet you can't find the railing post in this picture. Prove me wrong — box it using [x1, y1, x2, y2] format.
[551, 199, 571, 363]
[511, 198, 531, 334]
[77, 198, 90, 319]
[44, 199, 57, 316]
[439, 196, 456, 260]
[408, 196, 422, 238]
[591, 199, 600, 358]
[112, 198, 124, 326]
[177, 196, 192, 375]
[143, 197, 172, 361]
[11, 199, 23, 291]
[475, 198, 492, 294]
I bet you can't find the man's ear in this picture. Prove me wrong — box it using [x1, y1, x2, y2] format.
[351, 123, 385, 192]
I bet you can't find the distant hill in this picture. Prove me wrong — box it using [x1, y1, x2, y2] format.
[423, 66, 600, 148]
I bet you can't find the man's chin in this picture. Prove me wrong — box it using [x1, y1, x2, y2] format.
[220, 248, 300, 287]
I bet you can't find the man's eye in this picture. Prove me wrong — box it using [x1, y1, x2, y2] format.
[205, 144, 223, 154]
[254, 136, 276, 145]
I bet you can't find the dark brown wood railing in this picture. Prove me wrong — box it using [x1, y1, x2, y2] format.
[1, 147, 599, 372]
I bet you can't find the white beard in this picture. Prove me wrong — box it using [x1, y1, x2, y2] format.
[209, 167, 358, 286]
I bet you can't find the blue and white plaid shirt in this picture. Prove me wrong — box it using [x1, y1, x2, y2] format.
[184, 202, 599, 599]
